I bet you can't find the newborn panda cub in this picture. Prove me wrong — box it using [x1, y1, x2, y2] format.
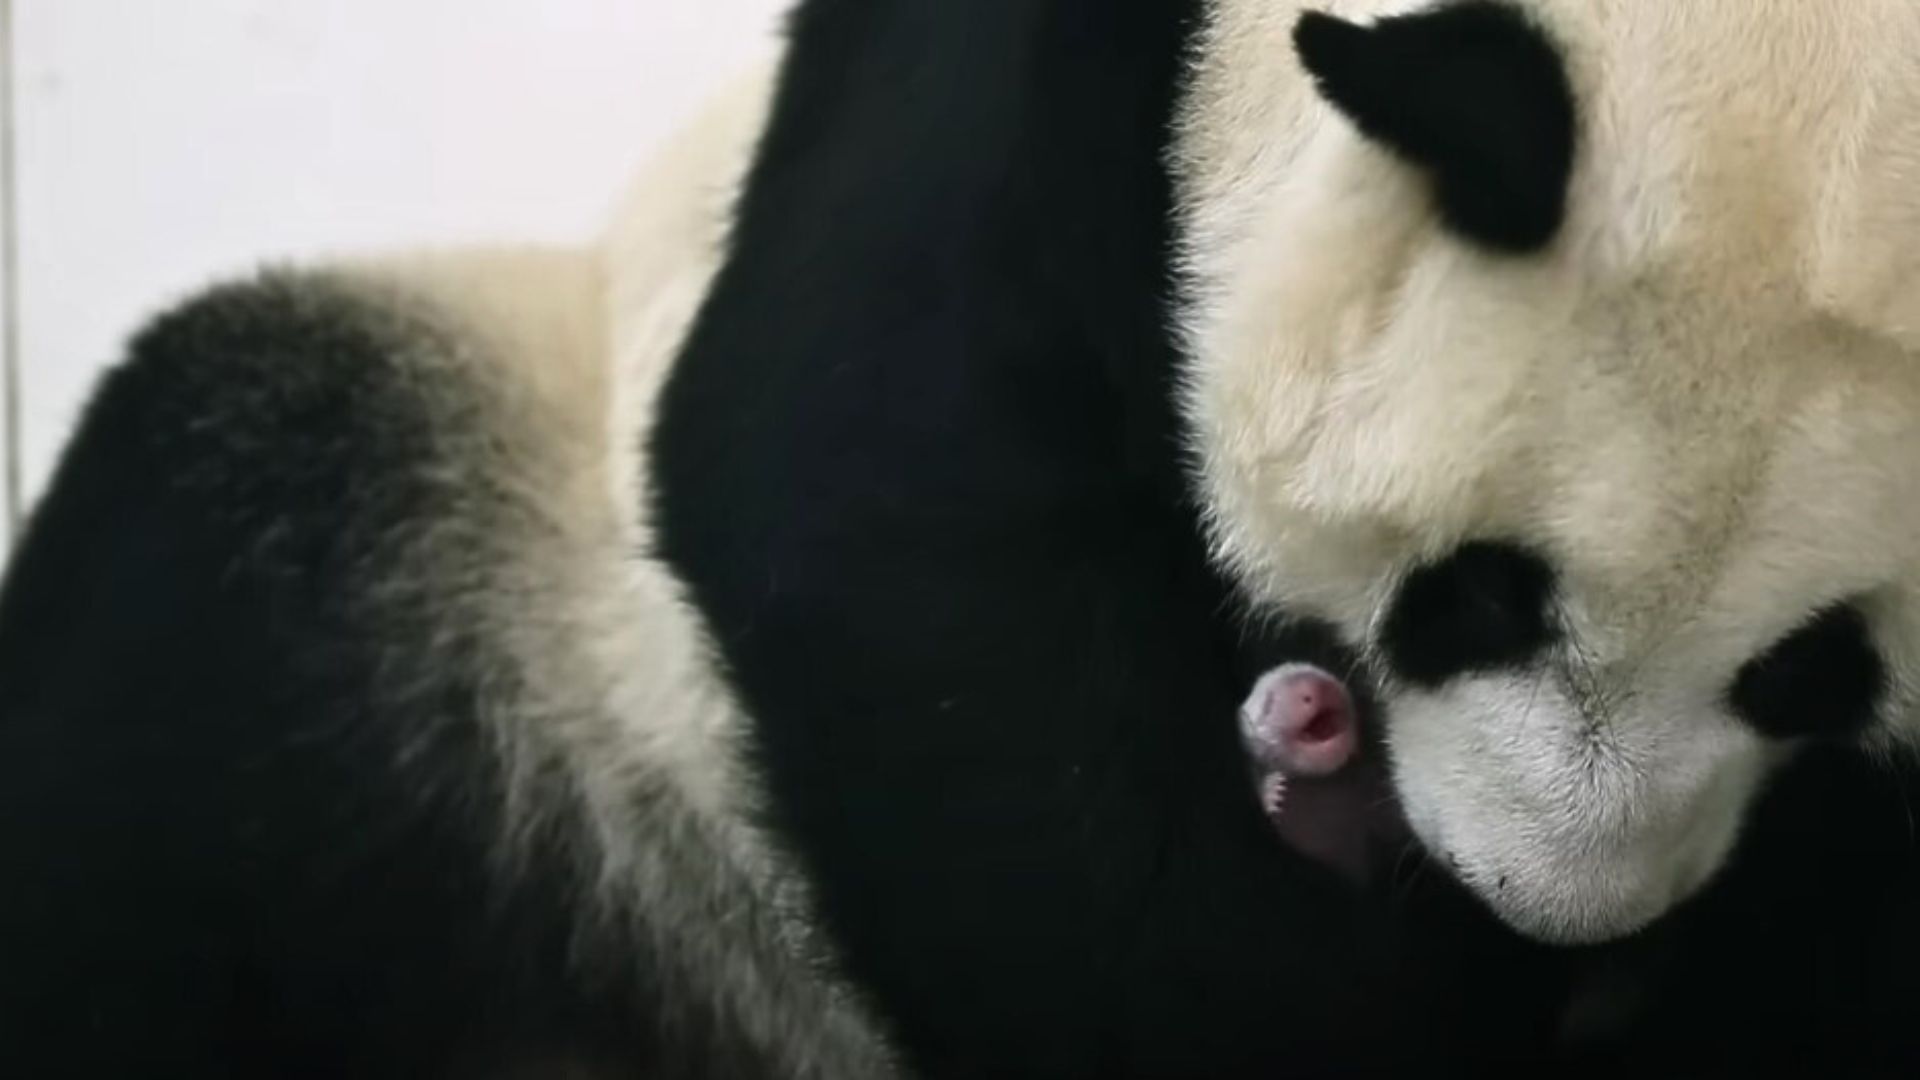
[1240, 663, 1400, 881]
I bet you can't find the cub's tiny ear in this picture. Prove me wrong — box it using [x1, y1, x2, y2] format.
[1293, 1, 1576, 254]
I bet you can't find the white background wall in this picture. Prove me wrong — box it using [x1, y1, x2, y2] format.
[1, 0, 787, 556]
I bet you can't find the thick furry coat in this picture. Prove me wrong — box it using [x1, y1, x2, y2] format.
[6, 2, 1920, 1076]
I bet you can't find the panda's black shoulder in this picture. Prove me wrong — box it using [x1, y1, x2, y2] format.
[0, 271, 451, 727]
[0, 273, 672, 1078]
[17, 272, 452, 573]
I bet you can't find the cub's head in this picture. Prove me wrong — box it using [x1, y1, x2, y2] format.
[1177, 0, 1920, 943]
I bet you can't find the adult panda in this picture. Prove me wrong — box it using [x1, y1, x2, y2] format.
[5, 1, 1920, 1077]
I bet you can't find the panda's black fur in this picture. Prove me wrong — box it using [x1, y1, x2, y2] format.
[0, 277, 671, 1076]
[5, 1, 1920, 1076]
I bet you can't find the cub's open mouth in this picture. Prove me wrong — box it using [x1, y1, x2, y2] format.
[1239, 663, 1410, 883]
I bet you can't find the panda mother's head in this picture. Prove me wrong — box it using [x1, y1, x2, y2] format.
[1178, 0, 1920, 944]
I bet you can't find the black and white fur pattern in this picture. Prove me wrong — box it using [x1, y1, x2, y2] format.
[0, 67, 894, 1075]
[6, 1, 1920, 1075]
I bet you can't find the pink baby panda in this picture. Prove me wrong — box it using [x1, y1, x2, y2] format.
[1239, 662, 1402, 882]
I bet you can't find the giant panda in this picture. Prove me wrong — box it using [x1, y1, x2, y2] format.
[5, 0, 1920, 1076]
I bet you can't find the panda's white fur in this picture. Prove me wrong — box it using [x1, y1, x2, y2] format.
[296, 63, 895, 1074]
[327, 59, 777, 881]
[1177, 0, 1920, 943]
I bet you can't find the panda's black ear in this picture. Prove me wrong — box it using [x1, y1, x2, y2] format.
[1293, 1, 1575, 253]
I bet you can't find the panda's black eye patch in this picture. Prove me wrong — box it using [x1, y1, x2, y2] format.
[1380, 541, 1557, 688]
[1727, 605, 1884, 740]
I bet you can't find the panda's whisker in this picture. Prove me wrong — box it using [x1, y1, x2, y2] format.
[1388, 839, 1427, 903]
[1553, 595, 1612, 733]
[1519, 664, 1547, 737]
